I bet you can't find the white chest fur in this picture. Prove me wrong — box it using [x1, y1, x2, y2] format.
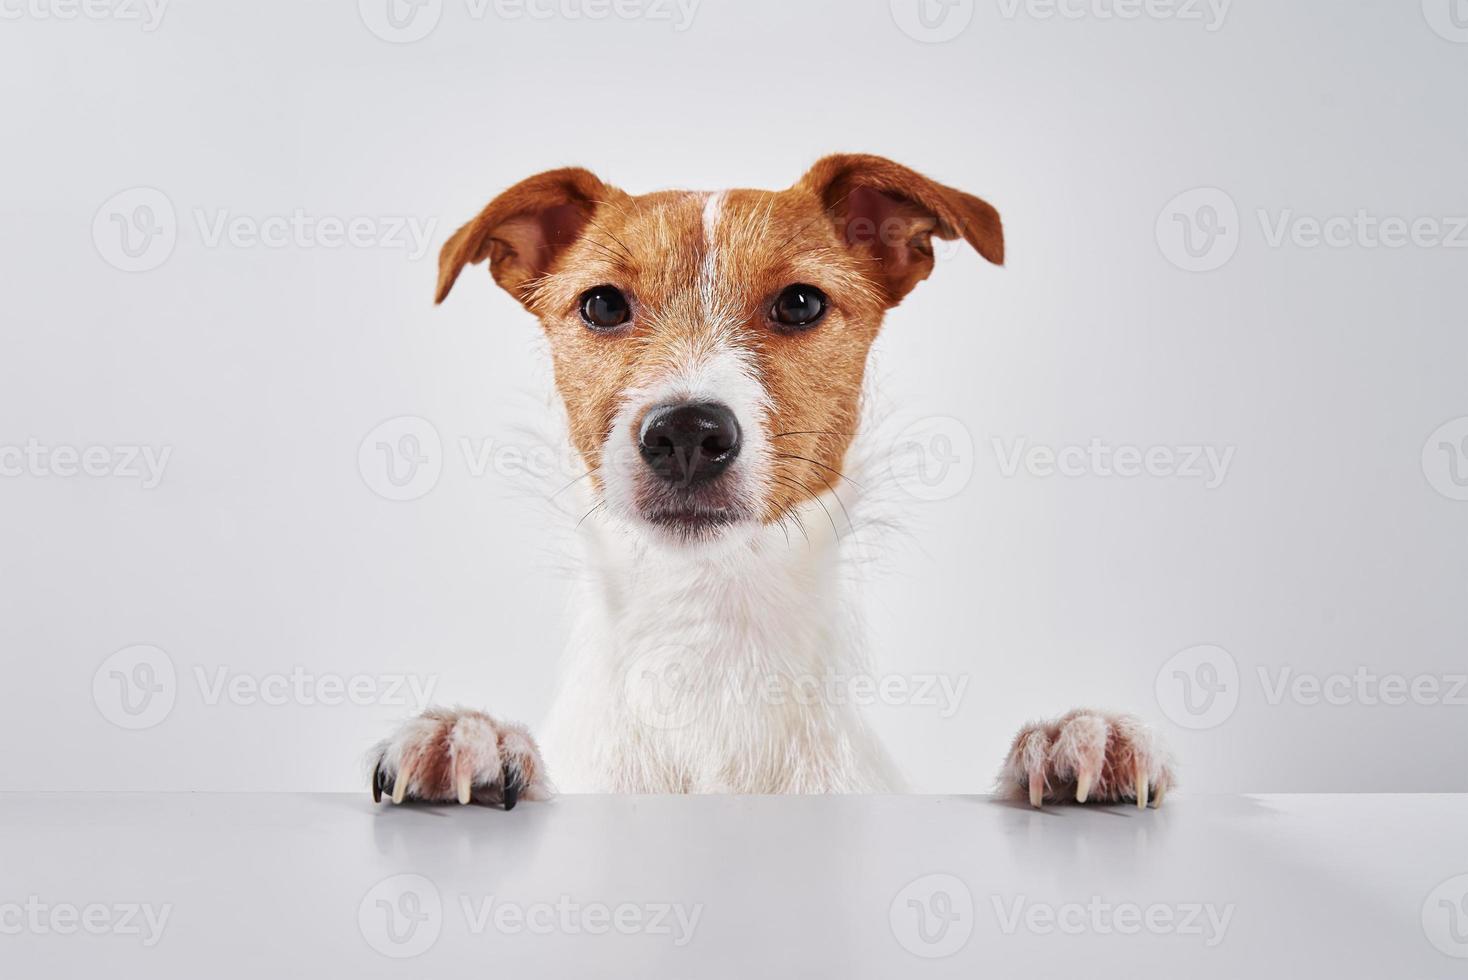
[540, 498, 900, 794]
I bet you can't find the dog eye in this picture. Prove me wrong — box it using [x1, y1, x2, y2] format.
[771, 284, 828, 330]
[579, 286, 631, 331]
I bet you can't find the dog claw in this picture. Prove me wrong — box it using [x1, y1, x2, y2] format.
[1075, 770, 1093, 804]
[502, 768, 521, 811]
[1028, 772, 1043, 808]
[391, 770, 408, 805]
[1151, 781, 1166, 808]
[372, 761, 385, 803]
[1134, 764, 1148, 809]
[456, 772, 472, 805]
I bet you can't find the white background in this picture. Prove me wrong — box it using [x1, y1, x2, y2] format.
[0, 0, 1463, 793]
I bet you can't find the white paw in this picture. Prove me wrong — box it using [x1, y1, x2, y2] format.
[369, 707, 550, 808]
[999, 709, 1175, 809]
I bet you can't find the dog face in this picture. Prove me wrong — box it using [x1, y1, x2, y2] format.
[436, 155, 1003, 542]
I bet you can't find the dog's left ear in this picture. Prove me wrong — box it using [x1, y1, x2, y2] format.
[796, 154, 1003, 305]
[435, 167, 617, 306]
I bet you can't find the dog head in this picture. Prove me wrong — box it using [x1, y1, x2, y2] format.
[436, 154, 1003, 543]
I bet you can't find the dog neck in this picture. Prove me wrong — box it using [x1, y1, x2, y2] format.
[579, 496, 850, 675]
[542, 490, 898, 793]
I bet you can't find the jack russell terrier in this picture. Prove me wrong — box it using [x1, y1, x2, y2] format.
[369, 154, 1175, 809]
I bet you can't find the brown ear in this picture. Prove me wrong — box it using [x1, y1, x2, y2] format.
[435, 167, 615, 305]
[796, 154, 1003, 304]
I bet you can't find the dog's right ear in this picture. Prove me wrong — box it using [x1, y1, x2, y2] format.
[435, 168, 615, 306]
[796, 154, 1003, 306]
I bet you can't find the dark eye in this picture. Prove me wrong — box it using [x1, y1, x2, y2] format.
[771, 284, 828, 330]
[579, 285, 631, 331]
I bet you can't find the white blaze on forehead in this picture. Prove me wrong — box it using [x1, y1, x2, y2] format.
[701, 190, 726, 245]
[688, 190, 764, 429]
[689, 189, 765, 434]
[596, 193, 774, 526]
[699, 191, 729, 327]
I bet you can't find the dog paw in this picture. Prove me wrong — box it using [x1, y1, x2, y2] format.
[998, 709, 1175, 809]
[369, 707, 550, 808]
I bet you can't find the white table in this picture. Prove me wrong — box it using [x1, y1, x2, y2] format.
[1, 793, 1463, 977]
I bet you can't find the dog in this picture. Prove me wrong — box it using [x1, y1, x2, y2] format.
[369, 154, 1175, 809]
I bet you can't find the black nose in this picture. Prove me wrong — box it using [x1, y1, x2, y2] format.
[638, 402, 742, 487]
